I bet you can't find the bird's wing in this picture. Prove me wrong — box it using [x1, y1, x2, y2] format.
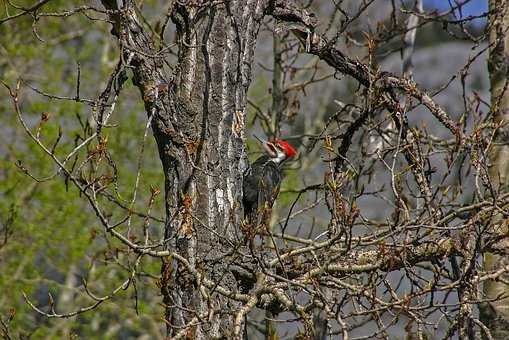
[258, 161, 282, 214]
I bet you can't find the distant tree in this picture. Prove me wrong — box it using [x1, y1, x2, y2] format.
[481, 0, 509, 339]
[1, 1, 507, 339]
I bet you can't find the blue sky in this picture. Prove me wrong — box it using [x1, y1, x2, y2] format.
[426, 0, 488, 17]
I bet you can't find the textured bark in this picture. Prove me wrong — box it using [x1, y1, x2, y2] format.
[481, 1, 509, 338]
[100, 1, 265, 337]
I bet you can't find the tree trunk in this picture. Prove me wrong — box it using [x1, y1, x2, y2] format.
[481, 0, 509, 338]
[101, 1, 265, 337]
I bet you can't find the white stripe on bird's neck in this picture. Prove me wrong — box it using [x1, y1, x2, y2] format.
[270, 150, 287, 165]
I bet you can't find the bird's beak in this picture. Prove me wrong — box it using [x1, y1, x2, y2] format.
[253, 134, 266, 144]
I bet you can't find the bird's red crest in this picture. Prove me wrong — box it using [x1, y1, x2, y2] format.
[274, 139, 297, 158]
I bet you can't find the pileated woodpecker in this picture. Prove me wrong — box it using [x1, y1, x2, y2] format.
[243, 138, 297, 227]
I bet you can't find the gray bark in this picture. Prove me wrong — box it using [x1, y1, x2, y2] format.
[481, 1, 509, 339]
[101, 1, 265, 337]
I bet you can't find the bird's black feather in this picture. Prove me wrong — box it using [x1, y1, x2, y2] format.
[243, 155, 283, 225]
